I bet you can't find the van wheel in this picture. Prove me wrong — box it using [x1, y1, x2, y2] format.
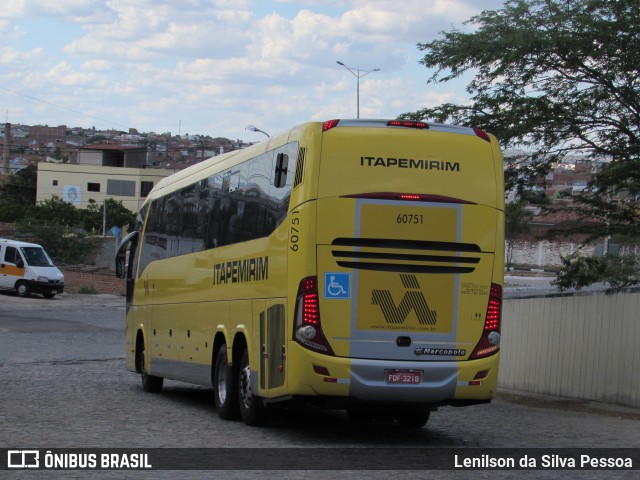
[213, 345, 240, 420]
[138, 343, 163, 393]
[395, 407, 430, 428]
[43, 292, 56, 299]
[16, 281, 31, 298]
[238, 348, 269, 426]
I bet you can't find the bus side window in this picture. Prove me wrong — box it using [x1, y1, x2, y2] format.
[274, 153, 288, 188]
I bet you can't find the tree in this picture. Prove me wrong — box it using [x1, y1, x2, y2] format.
[11, 196, 134, 264]
[402, 0, 640, 290]
[80, 198, 135, 234]
[52, 145, 68, 163]
[31, 196, 79, 226]
[0, 165, 37, 222]
[553, 253, 640, 293]
[15, 219, 98, 264]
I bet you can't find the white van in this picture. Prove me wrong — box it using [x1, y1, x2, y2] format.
[0, 238, 65, 298]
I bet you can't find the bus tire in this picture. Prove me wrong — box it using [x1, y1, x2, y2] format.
[238, 348, 269, 426]
[395, 407, 430, 428]
[213, 345, 240, 420]
[138, 342, 163, 393]
[16, 281, 31, 298]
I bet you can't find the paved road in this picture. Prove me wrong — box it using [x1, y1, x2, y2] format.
[1, 292, 639, 479]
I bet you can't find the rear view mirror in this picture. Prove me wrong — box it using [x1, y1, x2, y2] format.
[115, 250, 126, 279]
[16, 259, 24, 269]
[115, 231, 138, 279]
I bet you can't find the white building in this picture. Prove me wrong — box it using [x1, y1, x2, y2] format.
[36, 144, 174, 212]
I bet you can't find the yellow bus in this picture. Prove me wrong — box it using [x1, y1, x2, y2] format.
[116, 119, 504, 428]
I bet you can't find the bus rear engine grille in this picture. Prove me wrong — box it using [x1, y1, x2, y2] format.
[293, 147, 306, 188]
[330, 237, 481, 274]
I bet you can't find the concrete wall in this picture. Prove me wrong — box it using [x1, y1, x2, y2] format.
[507, 240, 593, 268]
[507, 240, 640, 269]
[78, 150, 103, 166]
[499, 292, 640, 408]
[62, 266, 125, 295]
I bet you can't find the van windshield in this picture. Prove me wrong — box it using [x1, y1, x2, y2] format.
[20, 247, 54, 267]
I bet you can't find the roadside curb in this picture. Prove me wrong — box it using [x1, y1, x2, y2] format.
[497, 389, 640, 421]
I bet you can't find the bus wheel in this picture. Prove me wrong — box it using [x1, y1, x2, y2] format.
[238, 349, 269, 426]
[16, 281, 31, 298]
[139, 343, 163, 393]
[213, 345, 240, 420]
[395, 407, 430, 428]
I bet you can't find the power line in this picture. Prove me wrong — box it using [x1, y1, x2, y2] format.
[0, 85, 131, 130]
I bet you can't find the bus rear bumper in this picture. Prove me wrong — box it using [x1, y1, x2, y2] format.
[286, 346, 498, 406]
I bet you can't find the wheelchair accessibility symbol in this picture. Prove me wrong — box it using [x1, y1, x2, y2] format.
[324, 272, 351, 300]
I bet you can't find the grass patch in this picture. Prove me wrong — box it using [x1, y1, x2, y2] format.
[77, 286, 98, 294]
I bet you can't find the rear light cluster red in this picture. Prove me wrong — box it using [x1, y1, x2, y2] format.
[387, 120, 429, 129]
[469, 283, 502, 360]
[473, 128, 491, 142]
[342, 192, 474, 204]
[294, 276, 335, 355]
[323, 119, 340, 131]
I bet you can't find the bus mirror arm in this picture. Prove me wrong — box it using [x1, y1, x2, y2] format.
[115, 251, 126, 279]
[115, 231, 139, 279]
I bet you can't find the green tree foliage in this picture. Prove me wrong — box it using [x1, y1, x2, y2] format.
[52, 145, 69, 163]
[30, 196, 79, 226]
[403, 0, 640, 291]
[1, 165, 135, 263]
[14, 196, 136, 263]
[0, 164, 37, 221]
[553, 253, 640, 293]
[15, 219, 98, 264]
[80, 198, 135, 234]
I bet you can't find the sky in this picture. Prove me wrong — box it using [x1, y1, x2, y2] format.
[0, 0, 506, 142]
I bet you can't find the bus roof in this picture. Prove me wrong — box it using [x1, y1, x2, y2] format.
[148, 125, 295, 200]
[145, 119, 496, 203]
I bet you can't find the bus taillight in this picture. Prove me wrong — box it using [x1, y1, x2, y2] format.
[469, 283, 502, 359]
[386, 120, 429, 129]
[473, 128, 491, 142]
[294, 276, 335, 355]
[323, 119, 340, 132]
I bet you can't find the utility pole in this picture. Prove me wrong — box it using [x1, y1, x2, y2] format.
[2, 122, 10, 175]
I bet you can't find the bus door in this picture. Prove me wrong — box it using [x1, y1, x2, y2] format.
[255, 299, 287, 392]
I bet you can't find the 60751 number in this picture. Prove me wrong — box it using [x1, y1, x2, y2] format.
[290, 211, 300, 251]
[396, 214, 424, 224]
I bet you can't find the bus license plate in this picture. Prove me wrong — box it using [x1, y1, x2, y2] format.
[385, 370, 422, 384]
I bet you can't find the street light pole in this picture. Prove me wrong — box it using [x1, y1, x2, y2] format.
[336, 61, 380, 119]
[245, 125, 270, 138]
